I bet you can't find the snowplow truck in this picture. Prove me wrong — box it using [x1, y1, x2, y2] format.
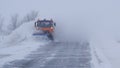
[33, 19, 56, 40]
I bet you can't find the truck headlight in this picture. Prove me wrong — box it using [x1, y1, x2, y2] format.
[51, 27, 54, 29]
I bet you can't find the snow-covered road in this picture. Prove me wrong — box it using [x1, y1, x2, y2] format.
[3, 42, 91, 68]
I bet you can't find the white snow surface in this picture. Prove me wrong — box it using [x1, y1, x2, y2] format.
[0, 21, 48, 67]
[90, 34, 120, 68]
[1, 0, 120, 68]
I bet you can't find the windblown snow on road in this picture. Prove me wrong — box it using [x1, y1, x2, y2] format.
[0, 21, 48, 68]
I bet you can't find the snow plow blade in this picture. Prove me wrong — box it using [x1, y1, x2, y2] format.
[33, 32, 54, 41]
[33, 33, 46, 36]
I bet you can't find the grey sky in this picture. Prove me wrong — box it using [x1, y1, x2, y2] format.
[0, 0, 120, 40]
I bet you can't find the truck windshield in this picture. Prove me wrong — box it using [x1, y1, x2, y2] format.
[37, 22, 53, 27]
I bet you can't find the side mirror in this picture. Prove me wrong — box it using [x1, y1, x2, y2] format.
[35, 22, 37, 27]
[54, 23, 56, 26]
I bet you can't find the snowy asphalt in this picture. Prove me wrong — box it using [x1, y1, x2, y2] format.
[3, 42, 91, 68]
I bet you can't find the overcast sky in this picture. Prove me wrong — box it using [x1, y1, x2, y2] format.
[0, 0, 120, 41]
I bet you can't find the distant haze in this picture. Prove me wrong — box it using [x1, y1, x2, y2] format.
[0, 0, 120, 41]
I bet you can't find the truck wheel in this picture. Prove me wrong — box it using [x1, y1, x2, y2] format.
[47, 33, 54, 41]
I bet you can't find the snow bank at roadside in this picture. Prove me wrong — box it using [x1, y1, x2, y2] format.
[90, 39, 112, 68]
[90, 35, 120, 68]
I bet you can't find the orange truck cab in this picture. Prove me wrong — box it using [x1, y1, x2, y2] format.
[35, 19, 56, 33]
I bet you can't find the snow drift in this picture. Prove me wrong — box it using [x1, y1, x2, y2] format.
[0, 21, 47, 67]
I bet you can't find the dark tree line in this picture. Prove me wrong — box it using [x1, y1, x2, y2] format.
[8, 11, 39, 33]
